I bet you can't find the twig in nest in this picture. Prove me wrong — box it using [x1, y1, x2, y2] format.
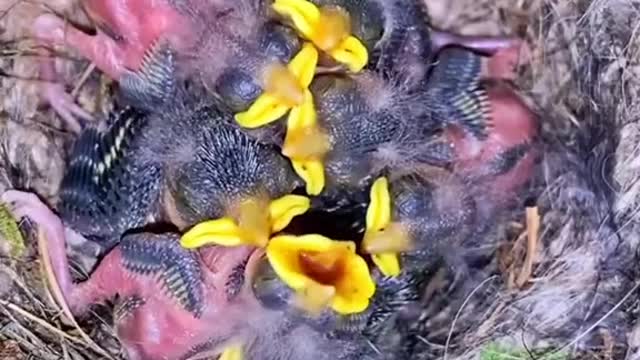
[70, 63, 96, 98]
[36, 227, 115, 360]
[24, 116, 75, 137]
[1, 324, 59, 360]
[0, 299, 82, 345]
[542, 281, 640, 359]
[516, 206, 540, 287]
[0, 264, 47, 317]
[443, 275, 499, 360]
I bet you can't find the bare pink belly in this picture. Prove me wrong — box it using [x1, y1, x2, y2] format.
[116, 288, 212, 360]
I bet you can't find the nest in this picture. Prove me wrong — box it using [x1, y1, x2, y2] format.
[0, 0, 639, 359]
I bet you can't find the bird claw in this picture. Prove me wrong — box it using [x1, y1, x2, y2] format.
[41, 82, 94, 134]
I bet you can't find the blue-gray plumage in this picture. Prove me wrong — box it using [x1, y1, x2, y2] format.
[207, 19, 303, 113]
[119, 42, 179, 111]
[303, 0, 432, 85]
[282, 48, 490, 205]
[58, 90, 301, 252]
[422, 47, 491, 139]
[168, 104, 300, 225]
[59, 107, 161, 251]
[120, 233, 205, 317]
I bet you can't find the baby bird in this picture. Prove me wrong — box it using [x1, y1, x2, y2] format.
[0, 88, 320, 359]
[30, 0, 525, 133]
[279, 0, 523, 81]
[250, 47, 540, 358]
[31, 0, 191, 132]
[1, 189, 276, 360]
[56, 88, 303, 260]
[30, 0, 309, 133]
[6, 188, 426, 360]
[273, 44, 525, 199]
[358, 48, 540, 275]
[232, 0, 529, 147]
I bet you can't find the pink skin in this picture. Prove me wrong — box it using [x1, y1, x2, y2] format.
[483, 42, 530, 80]
[431, 30, 523, 56]
[431, 30, 531, 81]
[445, 83, 538, 202]
[436, 43, 538, 203]
[32, 0, 193, 133]
[1, 190, 265, 360]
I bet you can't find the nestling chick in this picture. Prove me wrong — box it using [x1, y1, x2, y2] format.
[250, 209, 500, 359]
[273, 0, 526, 84]
[236, 0, 529, 145]
[57, 91, 302, 258]
[276, 45, 524, 197]
[358, 77, 540, 276]
[250, 50, 540, 357]
[3, 189, 384, 360]
[1, 190, 274, 360]
[31, 0, 193, 132]
[31, 0, 308, 133]
[30, 0, 526, 134]
[0, 91, 316, 360]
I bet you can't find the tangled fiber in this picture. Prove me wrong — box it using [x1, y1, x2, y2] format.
[0, 0, 639, 359]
